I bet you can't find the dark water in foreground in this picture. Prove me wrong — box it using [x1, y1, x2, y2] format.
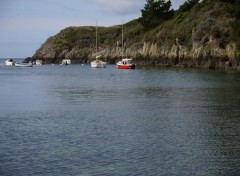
[0, 60, 240, 176]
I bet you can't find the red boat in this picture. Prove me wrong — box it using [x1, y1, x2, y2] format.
[116, 58, 136, 69]
[116, 21, 136, 69]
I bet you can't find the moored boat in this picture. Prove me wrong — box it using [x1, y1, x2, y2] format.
[116, 21, 135, 69]
[61, 59, 71, 65]
[36, 59, 44, 65]
[116, 58, 136, 69]
[91, 21, 106, 68]
[15, 63, 33, 67]
[91, 55, 106, 68]
[5, 59, 15, 66]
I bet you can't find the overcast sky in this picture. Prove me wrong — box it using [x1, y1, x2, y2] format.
[0, 0, 186, 58]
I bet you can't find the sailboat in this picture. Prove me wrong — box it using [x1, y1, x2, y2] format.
[116, 21, 136, 69]
[91, 21, 106, 68]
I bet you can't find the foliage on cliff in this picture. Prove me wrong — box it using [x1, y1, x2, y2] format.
[30, 0, 240, 69]
[138, 0, 174, 29]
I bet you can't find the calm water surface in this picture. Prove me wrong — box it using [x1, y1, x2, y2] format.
[0, 59, 240, 175]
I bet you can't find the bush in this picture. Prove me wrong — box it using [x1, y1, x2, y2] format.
[177, 0, 200, 14]
[139, 0, 174, 30]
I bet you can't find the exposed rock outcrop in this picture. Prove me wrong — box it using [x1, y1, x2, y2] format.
[25, 0, 240, 71]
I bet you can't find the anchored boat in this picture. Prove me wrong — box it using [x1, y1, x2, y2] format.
[116, 21, 135, 69]
[5, 59, 15, 66]
[91, 21, 106, 68]
[15, 63, 33, 67]
[61, 59, 71, 65]
[116, 58, 136, 69]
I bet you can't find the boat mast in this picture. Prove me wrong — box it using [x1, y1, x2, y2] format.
[96, 20, 98, 54]
[122, 20, 124, 59]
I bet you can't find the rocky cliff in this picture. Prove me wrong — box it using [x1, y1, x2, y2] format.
[26, 0, 240, 70]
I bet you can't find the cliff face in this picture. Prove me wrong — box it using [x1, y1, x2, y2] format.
[28, 0, 240, 70]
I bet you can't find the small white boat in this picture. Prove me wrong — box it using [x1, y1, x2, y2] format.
[61, 59, 71, 65]
[5, 59, 15, 66]
[91, 21, 106, 68]
[36, 59, 44, 65]
[15, 63, 33, 67]
[91, 56, 106, 68]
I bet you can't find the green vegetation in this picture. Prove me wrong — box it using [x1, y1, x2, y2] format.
[227, 0, 240, 53]
[138, 0, 174, 30]
[176, 0, 199, 14]
[32, 0, 240, 66]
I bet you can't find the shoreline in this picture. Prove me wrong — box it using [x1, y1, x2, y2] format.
[24, 56, 240, 72]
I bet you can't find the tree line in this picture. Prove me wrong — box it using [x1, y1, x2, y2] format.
[138, 0, 200, 29]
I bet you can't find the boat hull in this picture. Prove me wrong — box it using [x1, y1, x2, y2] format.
[117, 64, 135, 69]
[15, 63, 33, 67]
[91, 60, 106, 68]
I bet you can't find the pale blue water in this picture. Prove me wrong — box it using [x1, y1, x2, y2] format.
[0, 59, 240, 175]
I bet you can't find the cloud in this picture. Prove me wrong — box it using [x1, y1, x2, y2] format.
[171, 0, 185, 9]
[90, 0, 145, 15]
[90, 0, 187, 15]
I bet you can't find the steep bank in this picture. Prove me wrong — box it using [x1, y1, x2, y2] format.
[26, 0, 240, 70]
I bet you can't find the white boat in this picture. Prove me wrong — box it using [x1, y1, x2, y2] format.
[91, 21, 106, 68]
[61, 59, 71, 65]
[5, 59, 15, 66]
[15, 63, 33, 67]
[91, 55, 106, 68]
[36, 59, 44, 65]
[116, 21, 135, 69]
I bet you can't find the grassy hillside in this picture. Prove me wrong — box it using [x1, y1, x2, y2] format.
[28, 0, 240, 70]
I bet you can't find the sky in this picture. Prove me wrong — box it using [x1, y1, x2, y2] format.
[0, 0, 186, 58]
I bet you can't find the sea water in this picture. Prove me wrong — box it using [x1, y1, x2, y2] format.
[0, 59, 240, 175]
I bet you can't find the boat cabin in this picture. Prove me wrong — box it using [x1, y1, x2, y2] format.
[62, 59, 71, 65]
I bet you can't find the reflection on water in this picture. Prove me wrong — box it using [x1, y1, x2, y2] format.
[0, 62, 240, 175]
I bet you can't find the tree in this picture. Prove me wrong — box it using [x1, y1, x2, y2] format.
[177, 0, 199, 13]
[139, 0, 174, 29]
[218, 0, 236, 3]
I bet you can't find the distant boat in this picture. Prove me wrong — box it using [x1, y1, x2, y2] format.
[91, 21, 106, 68]
[91, 55, 106, 68]
[36, 59, 44, 65]
[15, 62, 33, 67]
[5, 59, 15, 66]
[116, 21, 136, 69]
[61, 59, 71, 65]
[116, 58, 136, 69]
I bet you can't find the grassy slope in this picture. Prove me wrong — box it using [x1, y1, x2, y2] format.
[32, 0, 239, 66]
